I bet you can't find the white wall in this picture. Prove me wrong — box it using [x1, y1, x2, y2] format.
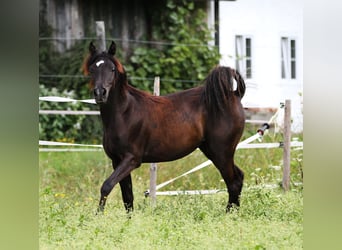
[218, 0, 303, 132]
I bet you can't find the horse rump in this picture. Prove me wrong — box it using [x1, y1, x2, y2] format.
[202, 66, 246, 116]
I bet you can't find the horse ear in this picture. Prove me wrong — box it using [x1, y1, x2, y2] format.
[108, 41, 116, 56]
[89, 42, 97, 55]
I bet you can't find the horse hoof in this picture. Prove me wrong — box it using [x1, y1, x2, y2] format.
[96, 206, 105, 215]
[226, 203, 239, 213]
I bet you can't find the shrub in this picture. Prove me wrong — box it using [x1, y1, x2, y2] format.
[125, 0, 220, 95]
[39, 85, 86, 142]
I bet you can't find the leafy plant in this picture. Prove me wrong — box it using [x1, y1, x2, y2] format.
[39, 39, 91, 98]
[125, 0, 220, 95]
[39, 85, 85, 142]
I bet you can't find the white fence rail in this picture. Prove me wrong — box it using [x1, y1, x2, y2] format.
[39, 94, 302, 195]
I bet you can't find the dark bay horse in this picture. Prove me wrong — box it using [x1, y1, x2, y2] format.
[83, 41, 246, 213]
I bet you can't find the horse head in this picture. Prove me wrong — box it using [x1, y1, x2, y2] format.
[86, 41, 119, 104]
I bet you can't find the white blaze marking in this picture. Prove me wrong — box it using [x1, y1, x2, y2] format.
[232, 78, 238, 91]
[96, 60, 105, 67]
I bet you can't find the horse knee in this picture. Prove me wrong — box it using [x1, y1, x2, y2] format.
[100, 180, 113, 197]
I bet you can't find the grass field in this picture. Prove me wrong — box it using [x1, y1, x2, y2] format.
[39, 132, 303, 249]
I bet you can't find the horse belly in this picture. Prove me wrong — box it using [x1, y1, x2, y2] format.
[142, 146, 198, 163]
[142, 128, 202, 163]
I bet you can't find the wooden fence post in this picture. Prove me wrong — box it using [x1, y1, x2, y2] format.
[282, 99, 291, 191]
[149, 76, 160, 206]
[96, 21, 106, 51]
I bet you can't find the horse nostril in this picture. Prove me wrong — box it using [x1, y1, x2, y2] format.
[94, 87, 106, 97]
[94, 88, 100, 97]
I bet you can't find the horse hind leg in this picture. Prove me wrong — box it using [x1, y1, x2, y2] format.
[200, 145, 244, 212]
[223, 162, 244, 212]
[214, 159, 244, 212]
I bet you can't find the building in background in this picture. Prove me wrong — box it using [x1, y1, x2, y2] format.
[208, 0, 303, 132]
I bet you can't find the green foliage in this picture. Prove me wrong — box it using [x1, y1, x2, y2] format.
[39, 85, 85, 142]
[39, 39, 90, 98]
[39, 85, 103, 143]
[39, 33, 103, 143]
[125, 0, 220, 94]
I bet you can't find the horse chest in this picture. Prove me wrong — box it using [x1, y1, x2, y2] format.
[102, 130, 128, 159]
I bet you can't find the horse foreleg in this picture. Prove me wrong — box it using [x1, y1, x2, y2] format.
[98, 153, 138, 213]
[119, 174, 134, 213]
[112, 159, 134, 213]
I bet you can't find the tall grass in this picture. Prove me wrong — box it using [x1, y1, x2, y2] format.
[39, 131, 303, 249]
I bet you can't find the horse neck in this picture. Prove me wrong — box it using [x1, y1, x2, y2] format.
[99, 81, 129, 127]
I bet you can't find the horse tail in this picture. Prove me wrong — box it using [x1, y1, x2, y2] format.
[202, 66, 246, 116]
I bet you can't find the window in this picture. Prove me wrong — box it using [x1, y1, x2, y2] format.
[281, 37, 296, 79]
[235, 35, 252, 79]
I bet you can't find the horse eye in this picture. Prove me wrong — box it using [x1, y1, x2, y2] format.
[112, 67, 115, 72]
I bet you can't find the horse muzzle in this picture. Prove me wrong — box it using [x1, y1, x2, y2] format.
[93, 87, 107, 104]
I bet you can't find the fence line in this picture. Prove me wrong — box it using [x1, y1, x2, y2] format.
[39, 74, 89, 78]
[38, 96, 275, 120]
[39, 110, 100, 115]
[39, 148, 102, 152]
[39, 74, 202, 84]
[39, 75, 257, 92]
[39, 140, 102, 147]
[38, 110, 272, 123]
[39, 96, 96, 104]
[152, 181, 303, 196]
[39, 94, 302, 194]
[38, 140, 302, 150]
[39, 75, 258, 88]
[39, 36, 218, 48]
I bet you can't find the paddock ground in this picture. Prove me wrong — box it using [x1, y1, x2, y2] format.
[39, 145, 303, 249]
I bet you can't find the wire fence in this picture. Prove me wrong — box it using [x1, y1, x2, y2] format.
[39, 36, 218, 48]
[39, 74, 202, 84]
[39, 36, 259, 88]
[40, 35, 213, 84]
